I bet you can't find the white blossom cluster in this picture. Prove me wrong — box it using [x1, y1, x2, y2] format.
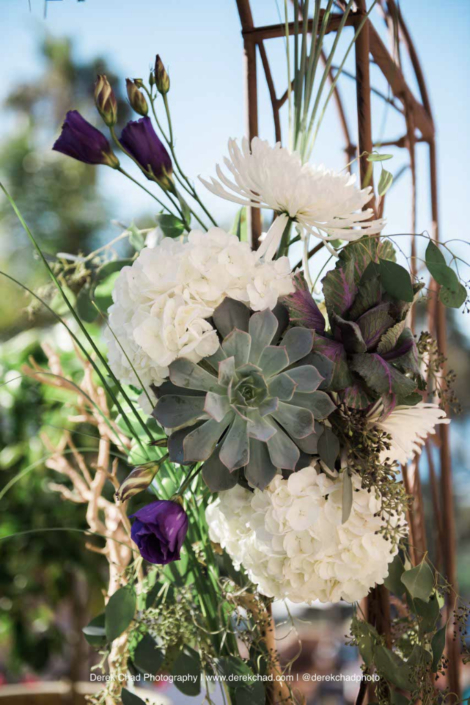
[104, 228, 294, 410]
[206, 465, 404, 604]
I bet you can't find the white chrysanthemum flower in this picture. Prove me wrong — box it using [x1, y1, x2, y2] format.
[206, 466, 405, 604]
[372, 402, 450, 466]
[200, 138, 384, 256]
[104, 227, 294, 410]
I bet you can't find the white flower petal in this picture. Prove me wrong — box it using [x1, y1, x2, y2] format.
[206, 466, 405, 604]
[201, 137, 385, 241]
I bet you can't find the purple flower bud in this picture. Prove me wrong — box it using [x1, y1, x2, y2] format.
[126, 79, 148, 117]
[119, 117, 173, 190]
[53, 110, 119, 168]
[94, 74, 118, 127]
[130, 500, 188, 565]
[155, 55, 170, 95]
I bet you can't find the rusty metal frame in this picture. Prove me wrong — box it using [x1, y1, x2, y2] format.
[235, 0, 460, 699]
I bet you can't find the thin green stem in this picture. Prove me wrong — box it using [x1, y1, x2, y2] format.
[0, 185, 153, 452]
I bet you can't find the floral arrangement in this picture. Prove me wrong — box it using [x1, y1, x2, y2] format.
[3, 28, 469, 705]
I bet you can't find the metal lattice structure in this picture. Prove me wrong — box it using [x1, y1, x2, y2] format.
[235, 0, 460, 698]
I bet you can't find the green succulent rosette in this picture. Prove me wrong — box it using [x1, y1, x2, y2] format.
[152, 299, 336, 491]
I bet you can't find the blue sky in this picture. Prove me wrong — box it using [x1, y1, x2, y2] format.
[1, 0, 469, 318]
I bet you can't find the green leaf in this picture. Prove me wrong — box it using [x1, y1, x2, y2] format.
[378, 169, 393, 196]
[82, 613, 106, 647]
[384, 554, 405, 595]
[367, 152, 393, 162]
[425, 241, 465, 308]
[230, 207, 248, 242]
[134, 633, 164, 675]
[235, 682, 266, 705]
[379, 259, 414, 303]
[439, 282, 467, 309]
[121, 688, 146, 705]
[342, 471, 353, 524]
[318, 426, 340, 471]
[155, 213, 185, 238]
[105, 586, 136, 642]
[391, 692, 410, 705]
[412, 592, 441, 632]
[407, 644, 432, 667]
[431, 625, 446, 672]
[95, 259, 133, 281]
[171, 646, 201, 696]
[76, 285, 97, 323]
[401, 561, 434, 603]
[374, 646, 415, 690]
[128, 223, 145, 251]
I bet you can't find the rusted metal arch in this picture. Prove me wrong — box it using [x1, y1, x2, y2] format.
[235, 0, 460, 700]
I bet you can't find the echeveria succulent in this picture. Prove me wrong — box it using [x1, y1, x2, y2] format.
[284, 239, 424, 409]
[152, 299, 336, 491]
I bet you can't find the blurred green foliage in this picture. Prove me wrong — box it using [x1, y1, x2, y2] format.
[0, 35, 130, 337]
[0, 327, 107, 679]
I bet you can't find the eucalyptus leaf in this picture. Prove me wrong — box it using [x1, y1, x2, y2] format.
[105, 586, 136, 642]
[171, 646, 201, 696]
[121, 689, 146, 705]
[378, 168, 393, 196]
[439, 281, 467, 309]
[342, 471, 353, 524]
[374, 646, 415, 690]
[128, 224, 145, 251]
[77, 286, 97, 323]
[401, 561, 434, 603]
[318, 426, 339, 471]
[384, 554, 405, 596]
[82, 613, 106, 647]
[155, 213, 185, 238]
[134, 633, 164, 675]
[367, 152, 393, 162]
[431, 625, 446, 672]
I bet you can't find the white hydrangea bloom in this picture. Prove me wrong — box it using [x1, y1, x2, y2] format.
[104, 227, 294, 409]
[373, 402, 450, 466]
[200, 138, 384, 251]
[206, 466, 405, 604]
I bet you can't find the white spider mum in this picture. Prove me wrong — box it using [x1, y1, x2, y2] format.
[373, 402, 450, 466]
[206, 466, 404, 604]
[200, 137, 384, 257]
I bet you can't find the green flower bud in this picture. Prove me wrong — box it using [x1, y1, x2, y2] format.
[126, 79, 149, 117]
[94, 74, 118, 127]
[155, 55, 170, 95]
[115, 462, 160, 503]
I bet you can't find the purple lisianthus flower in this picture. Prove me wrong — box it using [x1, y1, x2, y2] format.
[53, 110, 119, 168]
[130, 500, 188, 565]
[119, 117, 173, 190]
